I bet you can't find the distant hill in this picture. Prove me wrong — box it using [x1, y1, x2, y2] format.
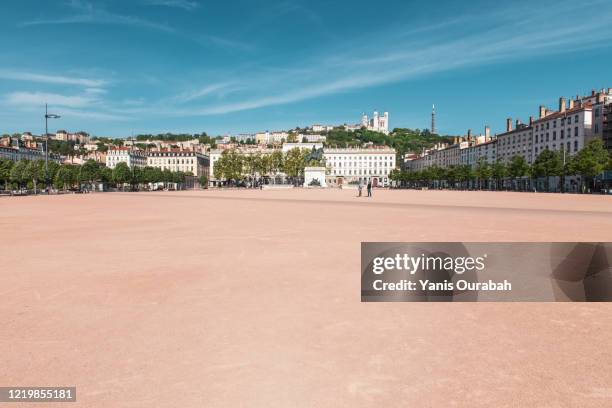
[323, 127, 456, 156]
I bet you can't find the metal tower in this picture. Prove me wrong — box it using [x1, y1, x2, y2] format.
[431, 104, 436, 134]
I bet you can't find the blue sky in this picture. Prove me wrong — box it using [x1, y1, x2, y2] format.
[1, 0, 611, 137]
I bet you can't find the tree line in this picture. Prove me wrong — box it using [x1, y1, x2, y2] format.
[213, 148, 325, 185]
[0, 158, 195, 193]
[390, 139, 612, 193]
[323, 128, 454, 158]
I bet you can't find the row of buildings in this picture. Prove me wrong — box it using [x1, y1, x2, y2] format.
[404, 89, 612, 172]
[0, 136, 62, 163]
[106, 142, 396, 187]
[106, 148, 210, 179]
[209, 144, 396, 187]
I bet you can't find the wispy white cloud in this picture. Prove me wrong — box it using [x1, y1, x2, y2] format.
[0, 69, 107, 88]
[3, 91, 128, 121]
[5, 91, 98, 108]
[171, 82, 242, 103]
[144, 0, 199, 11]
[20, 0, 174, 32]
[58, 108, 129, 121]
[160, 0, 612, 116]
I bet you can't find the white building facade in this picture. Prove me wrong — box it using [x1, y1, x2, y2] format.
[324, 147, 396, 187]
[106, 148, 147, 169]
[147, 150, 210, 177]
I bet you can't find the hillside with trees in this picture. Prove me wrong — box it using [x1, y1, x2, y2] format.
[322, 127, 455, 156]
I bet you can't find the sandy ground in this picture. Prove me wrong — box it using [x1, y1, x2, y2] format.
[2, 189, 612, 407]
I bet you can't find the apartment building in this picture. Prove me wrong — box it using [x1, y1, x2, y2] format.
[105, 147, 147, 169]
[573, 89, 611, 140]
[311, 124, 335, 133]
[147, 150, 210, 177]
[299, 134, 327, 143]
[532, 98, 593, 159]
[255, 131, 288, 145]
[281, 142, 323, 153]
[324, 147, 396, 187]
[604, 103, 612, 150]
[54, 130, 90, 144]
[496, 118, 535, 164]
[0, 137, 62, 163]
[406, 89, 607, 173]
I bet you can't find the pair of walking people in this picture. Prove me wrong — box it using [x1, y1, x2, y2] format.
[358, 181, 372, 197]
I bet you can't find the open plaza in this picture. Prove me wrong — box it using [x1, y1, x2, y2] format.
[2, 189, 612, 407]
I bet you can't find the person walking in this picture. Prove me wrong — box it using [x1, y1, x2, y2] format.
[367, 180, 372, 197]
[358, 182, 363, 197]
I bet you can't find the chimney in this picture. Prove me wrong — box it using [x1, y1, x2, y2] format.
[592, 89, 596, 97]
[569, 99, 575, 109]
[539, 105, 546, 119]
[529, 116, 534, 126]
[506, 118, 512, 132]
[516, 119, 521, 128]
[559, 97, 566, 113]
[597, 92, 604, 103]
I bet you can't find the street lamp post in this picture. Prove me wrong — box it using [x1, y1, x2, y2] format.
[44, 104, 61, 191]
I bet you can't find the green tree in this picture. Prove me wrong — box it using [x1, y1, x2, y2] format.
[532, 149, 563, 192]
[243, 153, 262, 185]
[507, 155, 529, 191]
[446, 166, 458, 189]
[112, 162, 132, 190]
[79, 160, 101, 190]
[269, 150, 284, 180]
[54, 165, 76, 191]
[24, 160, 44, 194]
[389, 169, 402, 187]
[569, 139, 610, 193]
[198, 174, 208, 188]
[100, 166, 113, 184]
[0, 158, 14, 191]
[283, 148, 308, 185]
[474, 158, 492, 190]
[215, 150, 244, 185]
[428, 165, 444, 189]
[173, 171, 186, 185]
[47, 161, 61, 189]
[10, 160, 28, 190]
[491, 161, 506, 191]
[454, 165, 473, 190]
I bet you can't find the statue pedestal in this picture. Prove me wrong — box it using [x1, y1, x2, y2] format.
[304, 167, 327, 188]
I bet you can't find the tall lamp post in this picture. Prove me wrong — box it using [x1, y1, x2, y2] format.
[44, 104, 61, 191]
